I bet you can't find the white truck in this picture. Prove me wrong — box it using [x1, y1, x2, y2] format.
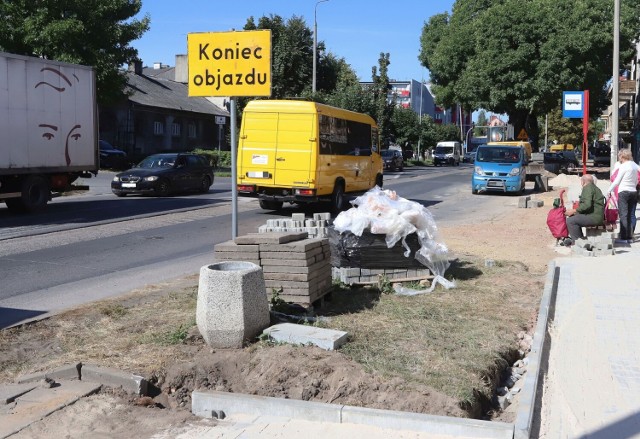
[0, 52, 98, 212]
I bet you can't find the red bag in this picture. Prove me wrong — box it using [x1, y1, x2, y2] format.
[547, 194, 569, 239]
[605, 195, 618, 224]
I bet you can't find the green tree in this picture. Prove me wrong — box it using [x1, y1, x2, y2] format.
[419, 0, 640, 151]
[371, 52, 393, 146]
[391, 107, 420, 152]
[475, 110, 488, 136]
[244, 15, 313, 99]
[0, 0, 150, 104]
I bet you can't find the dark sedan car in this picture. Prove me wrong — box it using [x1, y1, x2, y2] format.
[99, 140, 127, 169]
[111, 153, 214, 197]
[381, 149, 404, 171]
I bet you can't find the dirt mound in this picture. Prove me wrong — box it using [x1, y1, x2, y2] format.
[159, 344, 466, 418]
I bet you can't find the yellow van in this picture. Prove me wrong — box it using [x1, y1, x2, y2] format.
[237, 100, 383, 212]
[487, 140, 532, 163]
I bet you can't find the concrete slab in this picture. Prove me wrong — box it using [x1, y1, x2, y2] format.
[0, 383, 37, 405]
[214, 241, 259, 252]
[259, 238, 325, 253]
[0, 380, 100, 438]
[262, 323, 348, 351]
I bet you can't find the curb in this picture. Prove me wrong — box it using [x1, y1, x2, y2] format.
[13, 363, 148, 396]
[513, 260, 559, 439]
[192, 390, 514, 438]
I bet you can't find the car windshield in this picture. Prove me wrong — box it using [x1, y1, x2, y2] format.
[435, 146, 453, 154]
[137, 155, 177, 169]
[381, 150, 394, 157]
[476, 147, 521, 163]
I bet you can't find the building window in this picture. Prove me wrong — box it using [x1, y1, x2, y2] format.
[153, 121, 164, 135]
[172, 122, 181, 137]
[188, 123, 197, 139]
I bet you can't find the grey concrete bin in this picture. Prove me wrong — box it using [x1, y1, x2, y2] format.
[196, 261, 270, 348]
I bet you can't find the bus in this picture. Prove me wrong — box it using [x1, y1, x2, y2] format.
[237, 100, 383, 212]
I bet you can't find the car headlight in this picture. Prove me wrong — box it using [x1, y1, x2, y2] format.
[144, 176, 159, 182]
[509, 167, 521, 176]
[474, 166, 485, 176]
[112, 176, 120, 182]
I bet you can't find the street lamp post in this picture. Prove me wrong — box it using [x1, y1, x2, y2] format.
[313, 0, 329, 94]
[611, 0, 620, 171]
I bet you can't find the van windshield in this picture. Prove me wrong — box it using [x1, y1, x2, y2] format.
[435, 146, 453, 154]
[476, 147, 521, 164]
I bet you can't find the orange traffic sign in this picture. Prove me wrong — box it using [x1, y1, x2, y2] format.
[517, 128, 528, 140]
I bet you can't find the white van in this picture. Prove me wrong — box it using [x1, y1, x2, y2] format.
[433, 141, 461, 166]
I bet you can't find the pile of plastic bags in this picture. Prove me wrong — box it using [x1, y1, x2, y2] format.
[333, 187, 455, 293]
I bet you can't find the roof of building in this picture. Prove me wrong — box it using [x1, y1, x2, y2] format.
[124, 71, 229, 117]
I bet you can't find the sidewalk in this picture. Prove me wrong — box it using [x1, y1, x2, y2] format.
[537, 240, 640, 438]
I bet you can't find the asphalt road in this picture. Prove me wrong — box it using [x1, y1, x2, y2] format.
[0, 163, 515, 328]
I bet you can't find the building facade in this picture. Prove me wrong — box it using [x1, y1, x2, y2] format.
[99, 56, 229, 157]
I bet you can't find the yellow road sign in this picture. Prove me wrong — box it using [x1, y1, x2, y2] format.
[517, 128, 528, 140]
[188, 30, 271, 97]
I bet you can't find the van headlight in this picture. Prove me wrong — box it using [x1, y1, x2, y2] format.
[144, 176, 159, 182]
[509, 167, 521, 176]
[474, 166, 485, 176]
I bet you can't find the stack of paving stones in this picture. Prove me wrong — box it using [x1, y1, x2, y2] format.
[518, 195, 544, 208]
[572, 228, 616, 257]
[258, 212, 332, 238]
[214, 232, 332, 307]
[332, 267, 431, 286]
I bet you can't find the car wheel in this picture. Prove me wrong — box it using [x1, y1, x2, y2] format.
[259, 199, 283, 210]
[330, 181, 345, 214]
[156, 179, 171, 196]
[399, 163, 404, 171]
[199, 175, 212, 193]
[472, 188, 478, 195]
[375, 174, 383, 188]
[115, 192, 127, 198]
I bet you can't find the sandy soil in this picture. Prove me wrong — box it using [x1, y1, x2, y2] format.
[4, 186, 568, 437]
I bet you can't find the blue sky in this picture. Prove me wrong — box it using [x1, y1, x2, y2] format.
[133, 0, 455, 83]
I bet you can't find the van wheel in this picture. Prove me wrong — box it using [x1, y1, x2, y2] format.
[331, 182, 345, 214]
[259, 199, 283, 211]
[375, 174, 383, 188]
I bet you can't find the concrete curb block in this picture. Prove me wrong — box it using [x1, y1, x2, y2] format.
[192, 391, 342, 423]
[192, 391, 514, 438]
[16, 363, 81, 384]
[0, 383, 37, 405]
[513, 260, 559, 439]
[340, 405, 513, 438]
[14, 363, 148, 396]
[81, 364, 148, 396]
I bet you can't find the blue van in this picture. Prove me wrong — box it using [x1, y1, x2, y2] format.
[471, 144, 527, 194]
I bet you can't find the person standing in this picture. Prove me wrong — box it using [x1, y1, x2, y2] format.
[565, 174, 605, 245]
[607, 148, 639, 243]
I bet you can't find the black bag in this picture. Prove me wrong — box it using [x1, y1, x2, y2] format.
[328, 227, 424, 269]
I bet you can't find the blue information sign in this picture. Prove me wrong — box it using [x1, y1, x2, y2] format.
[562, 91, 585, 118]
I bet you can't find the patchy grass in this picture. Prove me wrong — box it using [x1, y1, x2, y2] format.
[320, 257, 540, 408]
[0, 258, 541, 416]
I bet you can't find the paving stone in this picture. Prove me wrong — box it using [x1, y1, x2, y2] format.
[214, 241, 260, 252]
[259, 239, 325, 253]
[262, 260, 328, 274]
[0, 383, 37, 405]
[263, 323, 348, 351]
[260, 258, 314, 267]
[518, 196, 531, 208]
[291, 213, 305, 222]
[235, 232, 308, 245]
[260, 249, 323, 261]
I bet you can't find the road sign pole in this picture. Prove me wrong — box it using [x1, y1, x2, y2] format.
[582, 90, 589, 176]
[230, 97, 238, 239]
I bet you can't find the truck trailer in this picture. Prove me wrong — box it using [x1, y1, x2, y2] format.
[0, 52, 98, 212]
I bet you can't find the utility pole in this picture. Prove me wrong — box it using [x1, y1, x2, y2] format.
[313, 0, 329, 93]
[417, 75, 423, 160]
[611, 0, 620, 172]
